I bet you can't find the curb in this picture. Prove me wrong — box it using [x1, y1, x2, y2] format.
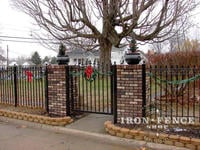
[0, 116, 188, 150]
[104, 121, 200, 150]
[0, 109, 73, 126]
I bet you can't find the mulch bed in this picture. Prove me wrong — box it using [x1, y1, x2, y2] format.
[163, 127, 200, 139]
[117, 124, 200, 139]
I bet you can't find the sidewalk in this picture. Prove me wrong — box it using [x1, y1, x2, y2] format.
[0, 114, 189, 150]
[66, 113, 112, 133]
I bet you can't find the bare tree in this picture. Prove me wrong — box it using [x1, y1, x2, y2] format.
[151, 18, 192, 53]
[151, 42, 164, 54]
[11, 0, 198, 64]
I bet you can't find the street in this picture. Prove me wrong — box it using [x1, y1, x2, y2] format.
[0, 120, 138, 150]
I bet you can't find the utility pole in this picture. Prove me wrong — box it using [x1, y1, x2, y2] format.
[7, 45, 9, 67]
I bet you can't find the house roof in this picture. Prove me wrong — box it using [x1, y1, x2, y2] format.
[9, 60, 35, 66]
[112, 46, 125, 52]
[22, 61, 35, 66]
[9, 61, 18, 66]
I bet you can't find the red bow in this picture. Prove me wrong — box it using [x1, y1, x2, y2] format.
[85, 66, 93, 80]
[25, 71, 33, 82]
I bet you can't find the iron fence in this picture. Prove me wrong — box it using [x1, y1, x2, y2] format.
[2, 63, 199, 124]
[147, 65, 200, 123]
[0, 65, 47, 110]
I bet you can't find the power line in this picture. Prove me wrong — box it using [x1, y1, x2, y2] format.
[0, 23, 40, 30]
[0, 38, 60, 44]
[0, 27, 32, 32]
[0, 35, 54, 41]
[0, 34, 61, 44]
[0, 38, 43, 43]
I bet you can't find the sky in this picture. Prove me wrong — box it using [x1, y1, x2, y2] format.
[0, 0, 57, 59]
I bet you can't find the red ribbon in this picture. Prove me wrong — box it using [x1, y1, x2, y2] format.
[85, 66, 93, 80]
[25, 71, 33, 82]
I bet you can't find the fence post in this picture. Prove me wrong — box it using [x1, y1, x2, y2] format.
[142, 63, 146, 117]
[112, 63, 117, 124]
[110, 64, 114, 114]
[13, 65, 18, 107]
[45, 65, 49, 113]
[65, 65, 71, 116]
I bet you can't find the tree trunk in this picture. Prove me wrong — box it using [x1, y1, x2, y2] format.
[99, 38, 112, 67]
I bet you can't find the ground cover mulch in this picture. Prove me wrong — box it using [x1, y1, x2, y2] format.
[117, 124, 200, 139]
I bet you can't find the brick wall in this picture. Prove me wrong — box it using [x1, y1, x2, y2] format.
[47, 65, 67, 117]
[47, 65, 78, 117]
[116, 65, 146, 124]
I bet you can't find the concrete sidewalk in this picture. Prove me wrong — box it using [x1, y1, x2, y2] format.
[0, 115, 189, 150]
[66, 113, 113, 133]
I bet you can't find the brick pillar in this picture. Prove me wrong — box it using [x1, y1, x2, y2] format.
[47, 65, 67, 117]
[116, 65, 146, 124]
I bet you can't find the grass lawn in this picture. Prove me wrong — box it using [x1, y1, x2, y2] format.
[0, 78, 46, 109]
[72, 74, 113, 113]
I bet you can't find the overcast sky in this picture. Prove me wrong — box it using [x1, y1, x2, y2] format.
[0, 0, 57, 59]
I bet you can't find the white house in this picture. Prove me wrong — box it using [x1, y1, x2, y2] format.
[67, 49, 99, 65]
[67, 47, 125, 65]
[111, 46, 125, 64]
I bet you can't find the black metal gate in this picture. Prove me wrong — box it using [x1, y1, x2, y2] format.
[67, 63, 116, 115]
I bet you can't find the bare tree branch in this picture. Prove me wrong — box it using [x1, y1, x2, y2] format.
[11, 0, 199, 64]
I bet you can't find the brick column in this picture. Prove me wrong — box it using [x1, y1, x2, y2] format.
[116, 65, 146, 124]
[47, 65, 67, 117]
